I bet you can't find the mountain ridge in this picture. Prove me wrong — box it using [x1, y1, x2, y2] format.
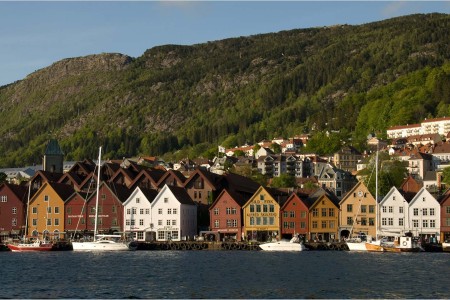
[0, 13, 449, 167]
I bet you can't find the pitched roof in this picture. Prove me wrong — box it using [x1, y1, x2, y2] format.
[44, 139, 64, 155]
[48, 182, 75, 201]
[166, 185, 196, 205]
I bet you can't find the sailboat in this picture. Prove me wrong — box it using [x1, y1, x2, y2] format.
[7, 183, 53, 252]
[346, 150, 384, 252]
[72, 147, 135, 251]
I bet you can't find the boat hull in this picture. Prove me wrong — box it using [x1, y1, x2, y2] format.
[72, 241, 131, 251]
[7, 243, 53, 252]
[442, 242, 450, 252]
[346, 241, 384, 252]
[259, 241, 306, 251]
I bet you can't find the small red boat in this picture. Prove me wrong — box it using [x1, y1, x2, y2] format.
[7, 239, 53, 252]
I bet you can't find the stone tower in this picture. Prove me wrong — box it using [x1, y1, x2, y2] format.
[43, 139, 64, 173]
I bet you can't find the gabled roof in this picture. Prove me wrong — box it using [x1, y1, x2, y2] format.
[399, 175, 422, 202]
[0, 183, 29, 204]
[222, 172, 260, 195]
[209, 188, 251, 209]
[303, 187, 340, 208]
[183, 168, 224, 190]
[339, 180, 373, 205]
[379, 186, 406, 205]
[104, 182, 133, 203]
[123, 186, 158, 206]
[408, 187, 438, 206]
[156, 169, 187, 187]
[280, 191, 310, 211]
[165, 185, 196, 205]
[129, 168, 167, 190]
[31, 170, 65, 183]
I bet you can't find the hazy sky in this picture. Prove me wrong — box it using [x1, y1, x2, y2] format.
[0, 1, 449, 86]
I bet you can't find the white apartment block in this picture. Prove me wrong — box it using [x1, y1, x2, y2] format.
[387, 117, 450, 139]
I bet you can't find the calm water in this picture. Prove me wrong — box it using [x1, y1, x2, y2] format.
[0, 250, 449, 299]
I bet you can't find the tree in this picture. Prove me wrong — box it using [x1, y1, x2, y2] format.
[0, 172, 6, 184]
[441, 167, 450, 186]
[271, 173, 297, 188]
[270, 143, 282, 154]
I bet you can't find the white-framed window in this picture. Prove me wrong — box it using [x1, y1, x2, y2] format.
[430, 208, 435, 216]
[399, 218, 404, 226]
[413, 208, 419, 216]
[166, 220, 171, 226]
[413, 220, 419, 228]
[214, 220, 219, 228]
[44, 195, 49, 202]
[140, 219, 144, 226]
[158, 231, 165, 240]
[388, 206, 393, 213]
[214, 208, 219, 215]
[167, 208, 172, 214]
[47, 218, 52, 226]
[172, 220, 176, 226]
[1, 195, 7, 202]
[55, 207, 59, 214]
[382, 206, 386, 213]
[388, 218, 393, 226]
[127, 208, 131, 215]
[12, 218, 17, 226]
[145, 209, 150, 214]
[164, 198, 168, 203]
[158, 208, 162, 214]
[55, 219, 59, 226]
[226, 208, 231, 214]
[126, 219, 131, 226]
[140, 209, 144, 215]
[12, 207, 17, 214]
[399, 206, 404, 214]
[232, 219, 237, 227]
[173, 208, 177, 215]
[382, 218, 387, 226]
[158, 220, 162, 226]
[422, 208, 428, 216]
[136, 198, 140, 204]
[132, 208, 137, 215]
[430, 219, 436, 228]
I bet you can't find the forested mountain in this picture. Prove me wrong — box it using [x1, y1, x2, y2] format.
[0, 13, 449, 167]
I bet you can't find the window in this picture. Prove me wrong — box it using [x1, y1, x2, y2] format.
[263, 217, 268, 225]
[347, 204, 353, 213]
[231, 208, 236, 214]
[312, 221, 318, 228]
[167, 208, 172, 214]
[283, 221, 289, 229]
[132, 208, 137, 215]
[47, 207, 51, 214]
[300, 222, 306, 229]
[127, 208, 131, 215]
[447, 206, 450, 214]
[283, 211, 288, 218]
[399, 218, 404, 226]
[290, 211, 295, 218]
[413, 208, 418, 216]
[422, 208, 427, 216]
[131, 219, 135, 226]
[140, 219, 144, 226]
[361, 205, 367, 213]
[430, 208, 435, 216]
[1, 195, 7, 202]
[256, 217, 261, 225]
[44, 195, 49, 202]
[382, 218, 387, 226]
[67, 219, 72, 225]
[158, 208, 162, 215]
[301, 211, 306, 218]
[312, 208, 318, 217]
[388, 206, 393, 213]
[430, 220, 435, 228]
[55, 219, 59, 226]
[140, 209, 144, 215]
[249, 205, 254, 213]
[126, 219, 130, 226]
[32, 219, 37, 226]
[166, 220, 171, 226]
[158, 220, 163, 226]
[164, 198, 168, 203]
[250, 217, 254, 225]
[214, 208, 219, 215]
[369, 205, 375, 213]
[172, 220, 176, 226]
[12, 218, 17, 226]
[158, 231, 165, 240]
[136, 198, 140, 204]
[423, 220, 428, 228]
[361, 218, 367, 226]
[260, 194, 264, 201]
[232, 220, 237, 227]
[263, 205, 268, 213]
[226, 208, 231, 215]
[321, 208, 327, 217]
[321, 221, 327, 228]
[388, 218, 393, 226]
[256, 205, 261, 213]
[12, 207, 17, 214]
[47, 218, 52, 226]
[369, 218, 375, 226]
[145, 209, 150, 214]
[269, 205, 275, 213]
[269, 217, 274, 225]
[382, 206, 387, 213]
[413, 220, 419, 228]
[328, 208, 334, 217]
[329, 221, 335, 229]
[399, 206, 404, 214]
[67, 207, 72, 214]
[289, 222, 295, 228]
[347, 217, 353, 225]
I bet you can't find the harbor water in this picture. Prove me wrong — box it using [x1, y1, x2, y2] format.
[1, 251, 449, 299]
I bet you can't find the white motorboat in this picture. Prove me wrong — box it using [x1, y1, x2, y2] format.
[259, 236, 306, 251]
[72, 234, 135, 251]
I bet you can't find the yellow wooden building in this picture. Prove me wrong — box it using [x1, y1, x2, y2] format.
[242, 186, 286, 242]
[306, 189, 340, 242]
[27, 182, 74, 241]
[338, 181, 377, 240]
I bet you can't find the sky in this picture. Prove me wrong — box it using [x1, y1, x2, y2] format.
[0, 1, 449, 87]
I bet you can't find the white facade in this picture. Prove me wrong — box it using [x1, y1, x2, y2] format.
[408, 187, 440, 240]
[151, 185, 197, 241]
[387, 117, 450, 139]
[122, 187, 154, 242]
[379, 187, 410, 237]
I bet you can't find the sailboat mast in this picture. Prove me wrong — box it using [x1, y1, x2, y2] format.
[93, 146, 102, 241]
[23, 182, 31, 241]
[375, 149, 379, 240]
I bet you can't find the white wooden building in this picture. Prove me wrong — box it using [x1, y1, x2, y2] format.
[408, 187, 440, 241]
[123, 187, 158, 242]
[379, 187, 410, 237]
[151, 184, 197, 241]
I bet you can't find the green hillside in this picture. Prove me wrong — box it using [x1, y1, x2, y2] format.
[0, 13, 449, 167]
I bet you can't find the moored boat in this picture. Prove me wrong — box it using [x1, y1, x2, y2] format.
[382, 236, 423, 252]
[7, 239, 53, 252]
[441, 240, 450, 252]
[259, 235, 306, 251]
